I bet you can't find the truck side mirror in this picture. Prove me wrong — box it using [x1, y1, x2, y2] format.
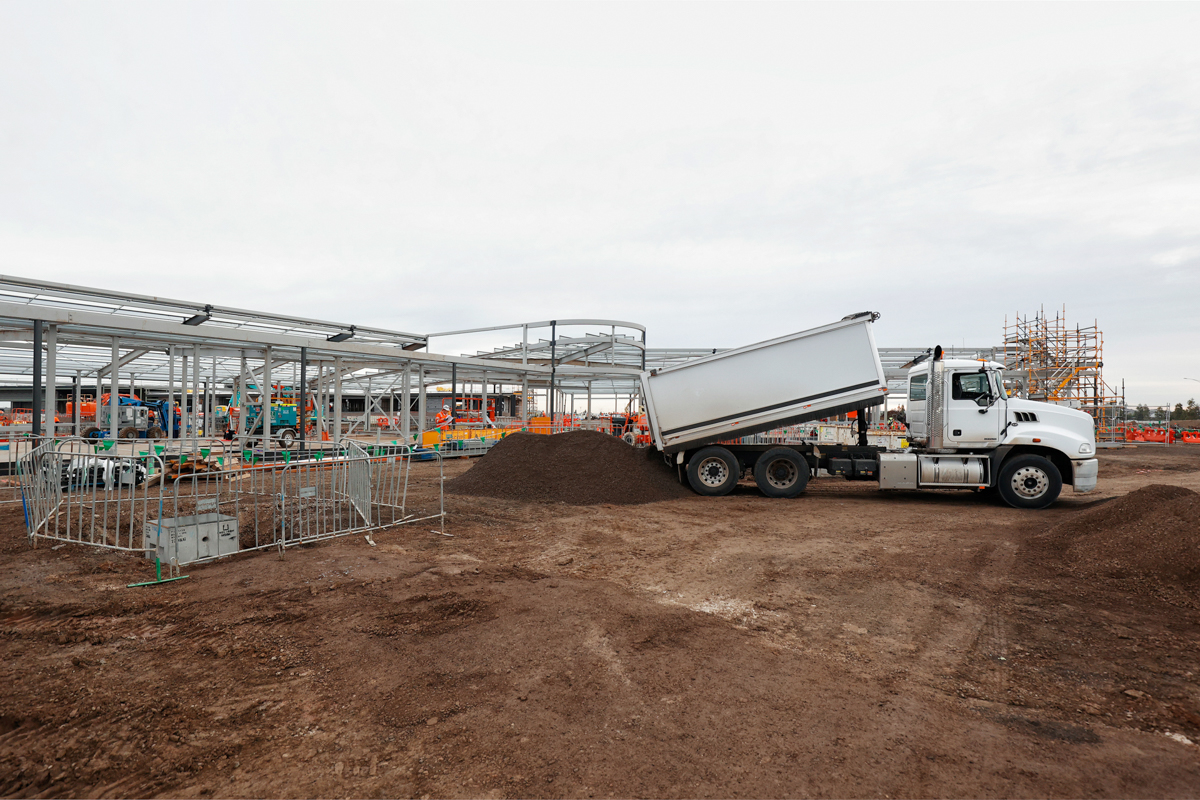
[975, 395, 991, 408]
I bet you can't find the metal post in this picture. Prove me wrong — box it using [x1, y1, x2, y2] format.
[333, 357, 342, 447]
[549, 320, 557, 425]
[192, 346, 200, 450]
[263, 348, 272, 448]
[73, 371, 81, 437]
[110, 337, 119, 440]
[402, 362, 412, 441]
[298, 346, 307, 452]
[31, 322, 42, 437]
[587, 383, 592, 418]
[318, 363, 326, 439]
[417, 366, 426, 440]
[236, 352, 247, 450]
[521, 374, 528, 423]
[482, 371, 489, 428]
[167, 345, 175, 441]
[364, 372, 372, 434]
[45, 324, 57, 437]
[181, 351, 189, 443]
[641, 329, 646, 371]
[450, 363, 457, 428]
[210, 355, 217, 440]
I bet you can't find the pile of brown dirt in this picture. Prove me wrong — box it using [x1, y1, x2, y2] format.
[1044, 484, 1200, 604]
[446, 430, 691, 505]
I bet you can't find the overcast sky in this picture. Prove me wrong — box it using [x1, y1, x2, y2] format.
[2, 2, 1198, 404]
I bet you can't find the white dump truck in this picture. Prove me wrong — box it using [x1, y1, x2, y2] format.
[639, 312, 1099, 509]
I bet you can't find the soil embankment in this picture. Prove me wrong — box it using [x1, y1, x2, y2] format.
[446, 430, 690, 505]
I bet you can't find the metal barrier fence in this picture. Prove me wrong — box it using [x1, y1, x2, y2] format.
[17, 437, 445, 567]
[18, 438, 167, 552]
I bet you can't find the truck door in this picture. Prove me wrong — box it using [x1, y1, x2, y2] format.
[945, 370, 1001, 446]
[907, 372, 927, 440]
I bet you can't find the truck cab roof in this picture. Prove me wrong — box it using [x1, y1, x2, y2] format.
[907, 358, 1005, 375]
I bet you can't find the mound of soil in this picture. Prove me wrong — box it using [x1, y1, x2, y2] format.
[446, 430, 691, 505]
[1045, 484, 1200, 604]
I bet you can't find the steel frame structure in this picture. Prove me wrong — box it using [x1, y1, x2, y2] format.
[0, 275, 642, 443]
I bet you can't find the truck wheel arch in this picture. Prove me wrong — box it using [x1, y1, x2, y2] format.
[998, 445, 1073, 486]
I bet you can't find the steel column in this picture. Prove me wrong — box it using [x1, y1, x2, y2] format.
[109, 337, 119, 439]
[402, 362, 411, 441]
[333, 357, 342, 447]
[31, 322, 42, 437]
[44, 324, 57, 436]
[417, 366, 426, 439]
[298, 346, 307, 451]
[73, 371, 81, 437]
[167, 345, 175, 441]
[549, 320, 557, 423]
[192, 346, 200, 450]
[263, 347, 272, 447]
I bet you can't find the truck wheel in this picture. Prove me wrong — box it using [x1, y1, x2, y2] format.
[753, 448, 809, 498]
[277, 428, 296, 449]
[83, 426, 101, 439]
[687, 446, 740, 496]
[119, 426, 139, 440]
[622, 432, 636, 446]
[997, 455, 1062, 509]
[146, 426, 165, 440]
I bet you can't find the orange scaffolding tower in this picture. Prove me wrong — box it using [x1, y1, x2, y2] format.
[1002, 306, 1126, 442]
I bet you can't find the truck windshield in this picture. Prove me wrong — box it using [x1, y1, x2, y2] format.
[909, 373, 927, 401]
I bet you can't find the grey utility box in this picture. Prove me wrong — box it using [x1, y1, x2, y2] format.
[878, 452, 918, 490]
[143, 513, 239, 565]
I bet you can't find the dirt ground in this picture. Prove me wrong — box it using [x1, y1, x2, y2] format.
[2, 444, 1200, 799]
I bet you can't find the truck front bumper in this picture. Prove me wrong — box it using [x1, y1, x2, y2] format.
[1072, 458, 1099, 493]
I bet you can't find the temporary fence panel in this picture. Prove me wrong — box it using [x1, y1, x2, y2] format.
[19, 437, 445, 565]
[19, 438, 166, 553]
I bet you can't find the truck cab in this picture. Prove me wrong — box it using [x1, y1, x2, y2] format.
[904, 356, 1098, 507]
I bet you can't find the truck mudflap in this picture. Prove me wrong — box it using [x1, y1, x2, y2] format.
[1072, 458, 1099, 493]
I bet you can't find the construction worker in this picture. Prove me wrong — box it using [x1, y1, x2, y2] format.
[435, 403, 453, 430]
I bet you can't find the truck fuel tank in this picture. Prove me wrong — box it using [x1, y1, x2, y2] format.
[917, 455, 986, 487]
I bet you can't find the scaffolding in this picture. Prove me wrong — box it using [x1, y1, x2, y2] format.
[1002, 306, 1126, 442]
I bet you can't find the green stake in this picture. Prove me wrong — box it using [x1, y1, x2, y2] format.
[127, 557, 189, 588]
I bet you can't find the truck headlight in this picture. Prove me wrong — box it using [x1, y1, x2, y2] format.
[1078, 443, 1093, 455]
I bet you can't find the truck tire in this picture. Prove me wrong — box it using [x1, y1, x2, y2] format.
[997, 454, 1062, 509]
[83, 426, 101, 439]
[277, 428, 297, 449]
[622, 432, 636, 446]
[146, 426, 165, 440]
[753, 448, 809, 498]
[687, 446, 740, 496]
[119, 426, 139, 440]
